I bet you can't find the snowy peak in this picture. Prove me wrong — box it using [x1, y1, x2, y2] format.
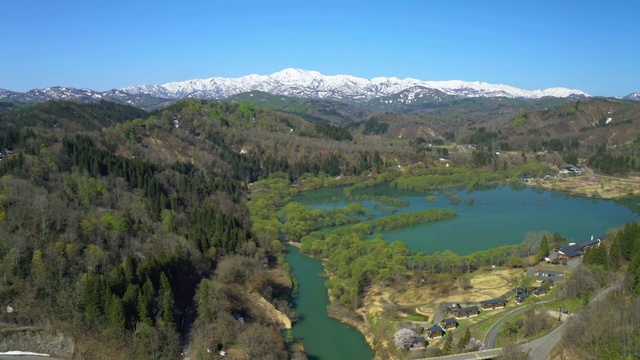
[623, 92, 640, 102]
[121, 69, 590, 102]
[0, 87, 170, 110]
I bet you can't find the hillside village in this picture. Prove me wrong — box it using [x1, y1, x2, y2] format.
[392, 235, 606, 356]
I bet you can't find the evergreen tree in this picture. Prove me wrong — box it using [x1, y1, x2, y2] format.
[584, 244, 608, 269]
[108, 294, 126, 332]
[159, 272, 175, 327]
[137, 278, 155, 325]
[458, 327, 471, 350]
[537, 236, 550, 262]
[608, 239, 621, 270]
[123, 254, 137, 284]
[373, 151, 383, 173]
[443, 333, 453, 354]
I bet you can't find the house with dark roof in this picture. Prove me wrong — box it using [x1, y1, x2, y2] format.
[454, 305, 479, 319]
[410, 336, 427, 350]
[427, 325, 444, 339]
[533, 285, 548, 296]
[480, 297, 506, 310]
[516, 292, 530, 304]
[558, 237, 602, 259]
[440, 317, 458, 330]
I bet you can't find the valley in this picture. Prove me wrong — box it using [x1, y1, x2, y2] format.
[0, 88, 639, 360]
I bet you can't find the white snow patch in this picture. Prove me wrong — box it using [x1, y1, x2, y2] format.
[120, 69, 590, 101]
[0, 351, 50, 357]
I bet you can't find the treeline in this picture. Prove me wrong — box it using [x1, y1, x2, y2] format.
[278, 201, 367, 241]
[0, 128, 36, 152]
[360, 117, 389, 135]
[460, 127, 498, 147]
[4, 100, 149, 131]
[390, 164, 551, 192]
[588, 151, 638, 175]
[311, 123, 353, 141]
[299, 209, 456, 249]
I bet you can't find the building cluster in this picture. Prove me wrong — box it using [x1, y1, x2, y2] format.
[401, 235, 601, 352]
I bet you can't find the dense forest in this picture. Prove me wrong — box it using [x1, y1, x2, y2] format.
[0, 100, 331, 359]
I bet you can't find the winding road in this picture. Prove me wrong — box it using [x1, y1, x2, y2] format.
[484, 294, 560, 349]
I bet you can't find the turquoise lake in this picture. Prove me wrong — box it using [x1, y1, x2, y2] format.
[288, 185, 640, 359]
[293, 185, 640, 255]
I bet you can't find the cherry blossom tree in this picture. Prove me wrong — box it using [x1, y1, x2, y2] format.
[394, 328, 415, 349]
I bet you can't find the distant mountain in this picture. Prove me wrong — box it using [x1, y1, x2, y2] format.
[0, 86, 172, 111]
[122, 68, 590, 103]
[364, 86, 456, 112]
[624, 93, 640, 102]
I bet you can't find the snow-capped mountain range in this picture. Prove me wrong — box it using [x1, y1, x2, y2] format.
[0, 86, 134, 103]
[0, 87, 171, 110]
[4, 69, 640, 111]
[624, 93, 640, 102]
[121, 68, 590, 101]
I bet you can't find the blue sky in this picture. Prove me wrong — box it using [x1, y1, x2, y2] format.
[2, 0, 638, 96]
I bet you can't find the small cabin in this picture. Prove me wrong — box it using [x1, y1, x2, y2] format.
[516, 292, 530, 304]
[427, 325, 444, 339]
[410, 336, 427, 350]
[440, 317, 458, 330]
[480, 297, 506, 310]
[533, 285, 548, 296]
[454, 305, 479, 319]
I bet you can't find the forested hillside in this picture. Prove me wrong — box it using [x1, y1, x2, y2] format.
[0, 99, 393, 359]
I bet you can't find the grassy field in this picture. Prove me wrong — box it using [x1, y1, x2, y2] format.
[394, 268, 524, 316]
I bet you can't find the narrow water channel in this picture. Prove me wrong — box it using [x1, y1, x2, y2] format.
[287, 246, 374, 360]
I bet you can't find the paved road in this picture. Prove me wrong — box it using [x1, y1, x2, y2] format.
[418, 349, 503, 360]
[485, 282, 621, 360]
[484, 295, 560, 349]
[523, 282, 621, 360]
[523, 323, 565, 360]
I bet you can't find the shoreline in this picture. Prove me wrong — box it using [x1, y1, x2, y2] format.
[284, 173, 640, 358]
[287, 242, 379, 356]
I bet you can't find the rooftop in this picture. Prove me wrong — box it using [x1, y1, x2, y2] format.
[559, 237, 601, 257]
[481, 297, 506, 305]
[457, 305, 479, 313]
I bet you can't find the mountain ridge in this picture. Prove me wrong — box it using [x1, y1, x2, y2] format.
[4, 70, 640, 112]
[121, 68, 591, 102]
[0, 86, 172, 111]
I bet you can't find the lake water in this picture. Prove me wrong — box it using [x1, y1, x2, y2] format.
[287, 246, 374, 360]
[294, 185, 640, 255]
[288, 185, 640, 358]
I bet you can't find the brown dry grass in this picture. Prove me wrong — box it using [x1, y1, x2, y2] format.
[397, 268, 523, 306]
[529, 172, 640, 199]
[362, 268, 524, 324]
